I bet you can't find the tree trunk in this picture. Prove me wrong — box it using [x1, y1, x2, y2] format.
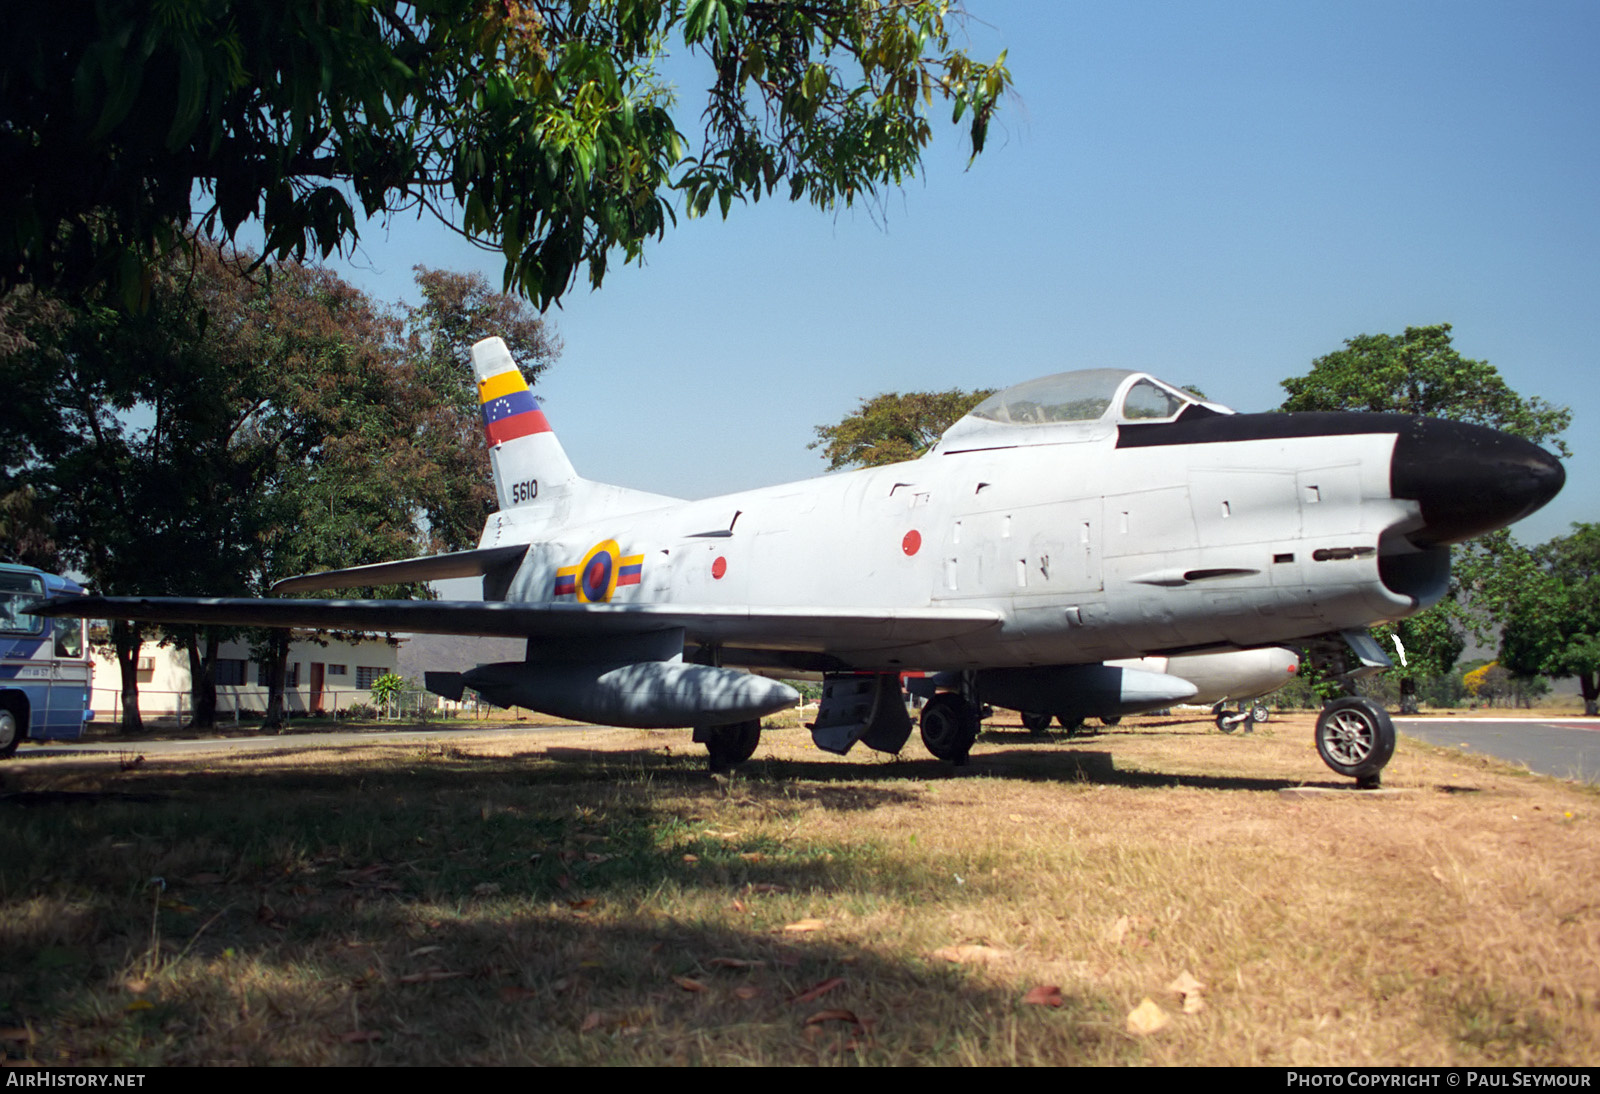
[111, 619, 143, 735]
[185, 629, 220, 729]
[1398, 676, 1419, 715]
[1581, 672, 1598, 718]
[262, 630, 290, 731]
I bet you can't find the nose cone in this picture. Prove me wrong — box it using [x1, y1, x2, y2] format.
[1392, 418, 1565, 547]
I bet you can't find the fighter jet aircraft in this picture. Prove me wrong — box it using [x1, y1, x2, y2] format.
[35, 338, 1564, 784]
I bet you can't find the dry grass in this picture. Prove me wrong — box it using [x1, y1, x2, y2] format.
[2, 712, 1597, 1066]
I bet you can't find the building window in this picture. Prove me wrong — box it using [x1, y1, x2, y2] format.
[256, 662, 301, 687]
[215, 659, 247, 686]
[327, 664, 347, 677]
[356, 666, 386, 689]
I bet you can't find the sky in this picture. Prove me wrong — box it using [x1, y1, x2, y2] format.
[324, 0, 1598, 546]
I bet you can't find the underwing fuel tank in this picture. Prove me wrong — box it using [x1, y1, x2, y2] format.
[430, 661, 799, 729]
[975, 664, 1199, 721]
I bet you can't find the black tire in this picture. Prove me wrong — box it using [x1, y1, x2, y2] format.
[703, 718, 761, 772]
[1020, 711, 1053, 734]
[0, 701, 23, 759]
[1215, 704, 1250, 733]
[921, 693, 979, 762]
[1098, 715, 1122, 727]
[1250, 703, 1271, 724]
[1314, 697, 1396, 782]
[1057, 715, 1088, 737]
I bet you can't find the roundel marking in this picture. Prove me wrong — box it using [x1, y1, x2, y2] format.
[575, 539, 621, 603]
[902, 530, 922, 556]
[711, 556, 727, 580]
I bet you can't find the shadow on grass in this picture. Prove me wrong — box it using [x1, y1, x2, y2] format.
[0, 749, 1134, 1065]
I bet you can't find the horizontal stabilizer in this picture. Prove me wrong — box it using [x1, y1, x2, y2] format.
[424, 671, 466, 702]
[271, 545, 529, 594]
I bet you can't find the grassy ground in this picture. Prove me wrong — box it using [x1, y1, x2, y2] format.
[3, 712, 1597, 1066]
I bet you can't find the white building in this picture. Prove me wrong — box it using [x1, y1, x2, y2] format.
[91, 635, 403, 723]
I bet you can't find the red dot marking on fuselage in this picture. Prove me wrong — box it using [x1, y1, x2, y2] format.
[902, 530, 922, 556]
[712, 556, 727, 580]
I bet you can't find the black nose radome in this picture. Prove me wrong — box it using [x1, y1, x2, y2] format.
[1391, 418, 1565, 547]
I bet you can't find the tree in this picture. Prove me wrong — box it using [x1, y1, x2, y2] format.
[811, 388, 995, 470]
[1280, 324, 1571, 456]
[1278, 323, 1571, 712]
[1, 250, 557, 729]
[2, 1, 1011, 310]
[1493, 524, 1600, 715]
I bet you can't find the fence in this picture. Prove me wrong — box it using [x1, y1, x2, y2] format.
[91, 685, 460, 725]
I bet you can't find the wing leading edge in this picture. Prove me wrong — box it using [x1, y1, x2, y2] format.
[32, 596, 1001, 653]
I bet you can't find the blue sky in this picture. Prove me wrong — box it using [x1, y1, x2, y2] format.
[328, 0, 1597, 546]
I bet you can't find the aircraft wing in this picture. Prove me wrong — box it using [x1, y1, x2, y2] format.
[32, 596, 1001, 654]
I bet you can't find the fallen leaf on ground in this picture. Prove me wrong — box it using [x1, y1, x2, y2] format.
[674, 976, 708, 992]
[1022, 984, 1063, 1007]
[804, 1008, 860, 1026]
[783, 918, 826, 933]
[1105, 914, 1152, 945]
[734, 985, 762, 1001]
[1168, 969, 1206, 1013]
[933, 944, 1010, 964]
[791, 976, 845, 1004]
[498, 986, 537, 1003]
[580, 1011, 604, 1032]
[708, 957, 765, 969]
[1126, 997, 1170, 1036]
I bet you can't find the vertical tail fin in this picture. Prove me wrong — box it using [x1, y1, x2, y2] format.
[472, 337, 578, 511]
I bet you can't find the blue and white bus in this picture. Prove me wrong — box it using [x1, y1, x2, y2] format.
[0, 564, 93, 756]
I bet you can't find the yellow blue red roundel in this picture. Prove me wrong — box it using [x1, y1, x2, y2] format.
[553, 540, 644, 603]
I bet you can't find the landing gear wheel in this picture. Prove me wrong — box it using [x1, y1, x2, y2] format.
[1314, 697, 1395, 785]
[702, 719, 761, 772]
[921, 694, 979, 763]
[1098, 715, 1122, 727]
[0, 704, 22, 759]
[1058, 715, 1089, 737]
[1250, 703, 1271, 724]
[1020, 711, 1053, 735]
[1214, 703, 1250, 733]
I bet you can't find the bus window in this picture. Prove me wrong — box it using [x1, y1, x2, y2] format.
[54, 616, 84, 658]
[0, 570, 45, 636]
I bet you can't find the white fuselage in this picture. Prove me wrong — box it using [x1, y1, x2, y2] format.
[485, 423, 1424, 672]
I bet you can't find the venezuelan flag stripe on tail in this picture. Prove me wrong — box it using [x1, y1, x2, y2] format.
[478, 369, 551, 446]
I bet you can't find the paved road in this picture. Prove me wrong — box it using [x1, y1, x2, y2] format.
[1396, 716, 1600, 783]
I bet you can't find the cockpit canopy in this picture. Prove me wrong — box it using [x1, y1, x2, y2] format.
[932, 369, 1232, 454]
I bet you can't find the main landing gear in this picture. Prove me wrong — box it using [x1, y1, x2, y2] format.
[1213, 701, 1271, 733]
[920, 693, 980, 765]
[695, 718, 762, 773]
